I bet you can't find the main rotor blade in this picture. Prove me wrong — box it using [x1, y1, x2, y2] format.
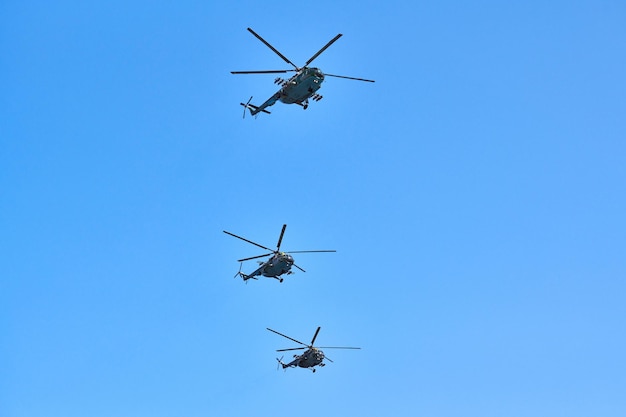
[324, 356, 334, 363]
[267, 328, 309, 347]
[247, 28, 299, 70]
[286, 250, 337, 254]
[276, 347, 306, 352]
[310, 326, 321, 346]
[223, 230, 273, 252]
[231, 70, 295, 74]
[237, 253, 272, 262]
[293, 264, 306, 273]
[324, 73, 375, 83]
[304, 34, 342, 67]
[276, 224, 287, 251]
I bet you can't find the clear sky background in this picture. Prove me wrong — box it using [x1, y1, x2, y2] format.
[2, 1, 625, 416]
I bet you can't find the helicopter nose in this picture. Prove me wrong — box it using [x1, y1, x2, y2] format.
[311, 68, 324, 79]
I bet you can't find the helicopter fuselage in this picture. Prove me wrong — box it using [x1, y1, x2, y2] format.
[280, 348, 325, 370]
[245, 68, 324, 116]
[278, 67, 324, 104]
[258, 253, 294, 278]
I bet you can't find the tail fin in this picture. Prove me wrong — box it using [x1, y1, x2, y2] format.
[240, 272, 257, 282]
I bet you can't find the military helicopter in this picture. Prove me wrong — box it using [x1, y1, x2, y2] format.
[231, 27, 375, 117]
[222, 224, 335, 283]
[267, 327, 360, 372]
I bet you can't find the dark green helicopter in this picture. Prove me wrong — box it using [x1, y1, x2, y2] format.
[231, 28, 375, 117]
[267, 327, 360, 373]
[223, 224, 335, 283]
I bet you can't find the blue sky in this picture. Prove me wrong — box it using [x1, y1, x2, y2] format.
[2, 1, 626, 416]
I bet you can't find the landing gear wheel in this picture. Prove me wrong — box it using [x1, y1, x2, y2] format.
[303, 103, 308, 110]
[312, 368, 316, 373]
[279, 278, 284, 283]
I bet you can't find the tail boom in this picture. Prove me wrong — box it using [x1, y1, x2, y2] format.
[238, 272, 258, 281]
[240, 98, 271, 117]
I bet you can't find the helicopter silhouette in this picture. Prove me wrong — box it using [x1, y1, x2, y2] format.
[223, 224, 335, 283]
[231, 28, 375, 117]
[267, 326, 360, 372]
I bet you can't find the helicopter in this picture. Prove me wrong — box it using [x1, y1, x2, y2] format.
[222, 224, 335, 283]
[231, 27, 375, 117]
[267, 327, 360, 372]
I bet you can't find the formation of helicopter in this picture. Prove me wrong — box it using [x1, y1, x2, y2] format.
[224, 224, 360, 371]
[226, 29, 368, 372]
[231, 27, 375, 117]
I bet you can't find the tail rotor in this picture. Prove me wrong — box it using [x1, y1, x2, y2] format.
[238, 97, 271, 118]
[233, 262, 243, 279]
[242, 96, 253, 119]
[233, 262, 257, 283]
[276, 356, 286, 371]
